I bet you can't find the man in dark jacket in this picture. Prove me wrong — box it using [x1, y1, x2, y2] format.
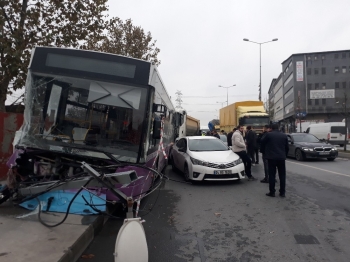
[227, 128, 236, 147]
[257, 125, 271, 183]
[245, 126, 257, 165]
[212, 130, 220, 139]
[260, 124, 289, 197]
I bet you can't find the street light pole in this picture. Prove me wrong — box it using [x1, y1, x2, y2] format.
[216, 101, 226, 107]
[219, 85, 236, 106]
[243, 38, 278, 101]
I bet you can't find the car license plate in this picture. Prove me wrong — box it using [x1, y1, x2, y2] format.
[214, 170, 232, 175]
[319, 152, 329, 155]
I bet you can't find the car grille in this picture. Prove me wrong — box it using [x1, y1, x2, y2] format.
[207, 162, 236, 169]
[314, 147, 332, 152]
[204, 173, 240, 179]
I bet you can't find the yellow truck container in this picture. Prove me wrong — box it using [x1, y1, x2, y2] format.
[219, 101, 270, 134]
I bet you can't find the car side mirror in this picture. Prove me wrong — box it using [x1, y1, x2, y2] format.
[178, 147, 186, 153]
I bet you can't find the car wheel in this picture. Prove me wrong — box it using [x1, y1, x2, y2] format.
[183, 164, 191, 182]
[327, 158, 335, 161]
[295, 149, 305, 161]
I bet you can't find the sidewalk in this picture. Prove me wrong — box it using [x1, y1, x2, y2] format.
[337, 147, 350, 159]
[0, 199, 106, 262]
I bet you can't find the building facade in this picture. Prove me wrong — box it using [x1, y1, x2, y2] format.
[269, 50, 350, 132]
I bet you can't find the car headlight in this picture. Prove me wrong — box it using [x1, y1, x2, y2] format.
[190, 157, 209, 166]
[302, 147, 313, 151]
[331, 147, 337, 151]
[233, 158, 243, 165]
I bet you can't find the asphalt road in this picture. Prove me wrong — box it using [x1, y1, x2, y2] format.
[79, 155, 350, 262]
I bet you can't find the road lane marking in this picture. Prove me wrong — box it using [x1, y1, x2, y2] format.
[286, 160, 350, 178]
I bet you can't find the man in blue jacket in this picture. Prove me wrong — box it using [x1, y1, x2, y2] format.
[260, 124, 289, 197]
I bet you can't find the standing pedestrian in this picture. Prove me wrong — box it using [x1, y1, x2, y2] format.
[245, 126, 257, 165]
[232, 125, 256, 181]
[257, 125, 271, 183]
[227, 128, 236, 147]
[212, 130, 220, 139]
[260, 124, 289, 197]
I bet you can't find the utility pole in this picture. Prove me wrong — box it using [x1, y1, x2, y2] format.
[297, 91, 302, 133]
[175, 90, 183, 109]
[336, 92, 349, 151]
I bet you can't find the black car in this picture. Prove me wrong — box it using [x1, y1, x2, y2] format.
[287, 133, 338, 161]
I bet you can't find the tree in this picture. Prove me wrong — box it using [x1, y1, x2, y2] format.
[84, 17, 160, 66]
[0, 0, 108, 112]
[0, 1, 161, 113]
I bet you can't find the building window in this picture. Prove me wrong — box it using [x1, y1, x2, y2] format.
[321, 55, 325, 60]
[322, 99, 326, 105]
[284, 102, 294, 114]
[315, 83, 319, 89]
[342, 53, 346, 58]
[314, 56, 318, 60]
[342, 66, 347, 73]
[334, 53, 339, 59]
[315, 99, 319, 105]
[284, 87, 294, 99]
[308, 99, 312, 106]
[322, 67, 326, 74]
[322, 83, 326, 89]
[314, 68, 319, 75]
[308, 83, 312, 90]
[335, 82, 339, 88]
[307, 56, 311, 60]
[307, 68, 311, 75]
[343, 82, 347, 88]
[335, 67, 339, 73]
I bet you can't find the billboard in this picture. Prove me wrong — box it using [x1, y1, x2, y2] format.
[296, 61, 303, 81]
[310, 89, 335, 99]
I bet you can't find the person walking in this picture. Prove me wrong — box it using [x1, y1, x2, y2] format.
[257, 125, 271, 183]
[245, 126, 257, 165]
[260, 124, 289, 197]
[232, 125, 256, 181]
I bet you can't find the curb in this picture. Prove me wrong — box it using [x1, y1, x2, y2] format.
[58, 215, 106, 262]
[338, 151, 350, 159]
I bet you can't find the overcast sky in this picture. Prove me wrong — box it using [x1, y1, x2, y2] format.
[7, 1, 350, 128]
[109, 0, 350, 128]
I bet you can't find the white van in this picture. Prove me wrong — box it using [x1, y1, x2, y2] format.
[305, 122, 349, 146]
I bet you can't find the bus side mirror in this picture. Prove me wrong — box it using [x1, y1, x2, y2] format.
[152, 120, 161, 139]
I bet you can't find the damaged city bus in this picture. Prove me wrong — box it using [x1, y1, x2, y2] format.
[1, 47, 184, 213]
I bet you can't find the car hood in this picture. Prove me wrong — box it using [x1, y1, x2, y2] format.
[189, 150, 239, 163]
[296, 142, 331, 147]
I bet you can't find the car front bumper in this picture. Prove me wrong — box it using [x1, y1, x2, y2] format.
[303, 150, 338, 159]
[191, 163, 246, 181]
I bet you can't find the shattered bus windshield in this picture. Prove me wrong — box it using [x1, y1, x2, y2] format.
[20, 73, 148, 162]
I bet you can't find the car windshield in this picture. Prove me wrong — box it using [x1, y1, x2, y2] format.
[219, 135, 227, 142]
[292, 134, 320, 143]
[188, 139, 228, 151]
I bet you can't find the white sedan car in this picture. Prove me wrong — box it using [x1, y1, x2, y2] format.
[170, 136, 245, 181]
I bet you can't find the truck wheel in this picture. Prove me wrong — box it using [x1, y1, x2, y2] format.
[295, 149, 305, 161]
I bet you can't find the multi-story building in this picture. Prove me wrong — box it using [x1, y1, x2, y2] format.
[269, 50, 350, 132]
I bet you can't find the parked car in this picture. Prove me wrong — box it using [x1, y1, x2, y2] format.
[219, 134, 228, 146]
[287, 133, 338, 161]
[305, 122, 349, 146]
[170, 136, 245, 181]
